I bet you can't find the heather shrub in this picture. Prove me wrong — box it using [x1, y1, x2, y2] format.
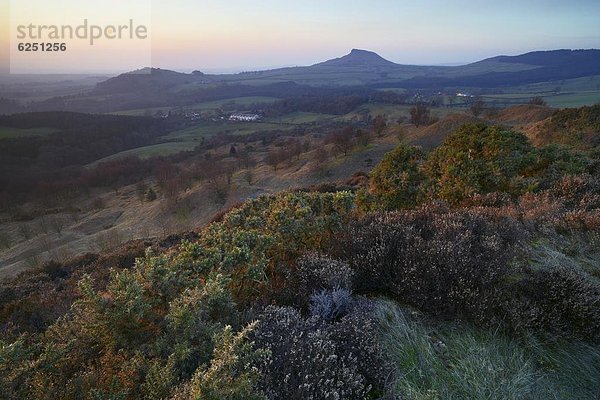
[548, 173, 600, 211]
[293, 252, 354, 295]
[504, 264, 600, 339]
[336, 204, 523, 321]
[518, 192, 566, 229]
[253, 302, 388, 400]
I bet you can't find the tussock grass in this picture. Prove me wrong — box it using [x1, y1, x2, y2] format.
[375, 300, 600, 399]
[527, 338, 600, 399]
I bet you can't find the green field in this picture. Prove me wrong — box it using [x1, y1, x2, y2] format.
[477, 75, 600, 108]
[536, 91, 600, 108]
[481, 90, 600, 108]
[89, 142, 197, 166]
[337, 104, 458, 123]
[88, 120, 296, 166]
[110, 96, 279, 117]
[165, 121, 290, 142]
[265, 112, 336, 125]
[0, 126, 57, 139]
[187, 96, 278, 111]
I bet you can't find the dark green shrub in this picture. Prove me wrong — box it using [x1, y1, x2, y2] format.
[529, 145, 589, 188]
[357, 143, 425, 212]
[422, 124, 536, 204]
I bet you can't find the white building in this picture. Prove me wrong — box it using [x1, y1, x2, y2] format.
[229, 113, 261, 122]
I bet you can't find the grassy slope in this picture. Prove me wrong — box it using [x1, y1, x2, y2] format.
[376, 300, 600, 399]
[0, 129, 400, 278]
[88, 121, 291, 166]
[0, 103, 592, 278]
[375, 222, 600, 399]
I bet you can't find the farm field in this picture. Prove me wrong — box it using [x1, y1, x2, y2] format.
[110, 96, 279, 116]
[0, 126, 57, 139]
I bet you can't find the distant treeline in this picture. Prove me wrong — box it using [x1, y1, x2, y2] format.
[261, 90, 406, 116]
[0, 112, 183, 208]
[0, 112, 175, 165]
[3, 79, 408, 115]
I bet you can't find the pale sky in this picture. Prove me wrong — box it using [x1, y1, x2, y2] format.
[1, 0, 600, 74]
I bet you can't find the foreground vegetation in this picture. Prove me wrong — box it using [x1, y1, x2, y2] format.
[1, 107, 599, 399]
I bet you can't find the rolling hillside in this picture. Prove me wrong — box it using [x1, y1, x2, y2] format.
[7, 49, 600, 114]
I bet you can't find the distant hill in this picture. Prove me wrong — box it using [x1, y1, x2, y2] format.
[484, 49, 600, 68]
[394, 49, 600, 88]
[315, 49, 399, 68]
[14, 49, 600, 113]
[187, 49, 600, 89]
[95, 68, 212, 94]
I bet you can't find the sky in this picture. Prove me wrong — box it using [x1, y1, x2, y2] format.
[1, 0, 600, 74]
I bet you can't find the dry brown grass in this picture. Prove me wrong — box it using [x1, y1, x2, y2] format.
[493, 104, 555, 126]
[406, 113, 484, 150]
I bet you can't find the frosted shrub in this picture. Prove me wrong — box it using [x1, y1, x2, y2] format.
[309, 287, 354, 321]
[254, 303, 387, 400]
[336, 205, 523, 321]
[295, 253, 354, 295]
[506, 264, 600, 339]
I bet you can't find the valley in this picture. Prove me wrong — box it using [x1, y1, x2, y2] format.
[0, 45, 599, 400]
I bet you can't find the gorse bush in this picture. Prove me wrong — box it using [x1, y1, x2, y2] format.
[357, 143, 425, 212]
[423, 124, 536, 204]
[197, 191, 355, 302]
[172, 323, 266, 400]
[358, 123, 591, 211]
[0, 191, 357, 399]
[530, 144, 589, 188]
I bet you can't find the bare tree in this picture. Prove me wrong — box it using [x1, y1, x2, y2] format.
[529, 96, 547, 106]
[373, 114, 387, 137]
[325, 127, 355, 157]
[470, 99, 485, 117]
[409, 104, 430, 127]
[266, 149, 285, 171]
